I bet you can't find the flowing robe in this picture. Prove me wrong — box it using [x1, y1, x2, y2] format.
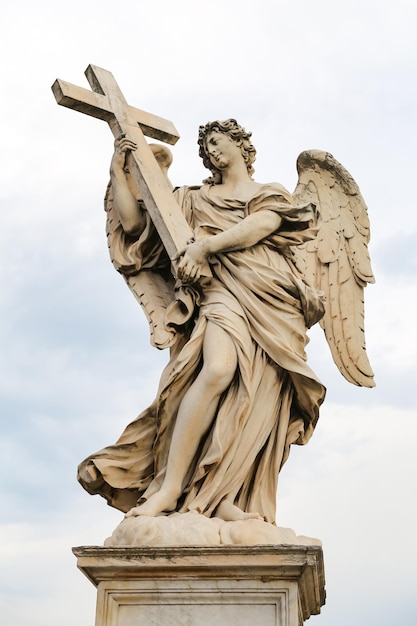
[78, 182, 326, 523]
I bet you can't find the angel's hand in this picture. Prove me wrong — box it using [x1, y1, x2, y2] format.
[110, 134, 137, 174]
[175, 240, 210, 283]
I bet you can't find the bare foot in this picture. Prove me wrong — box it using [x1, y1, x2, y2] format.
[125, 489, 177, 518]
[215, 500, 264, 522]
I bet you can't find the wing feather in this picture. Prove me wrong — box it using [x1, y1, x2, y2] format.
[104, 174, 177, 350]
[292, 150, 375, 387]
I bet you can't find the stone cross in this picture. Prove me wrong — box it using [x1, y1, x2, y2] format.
[51, 65, 196, 265]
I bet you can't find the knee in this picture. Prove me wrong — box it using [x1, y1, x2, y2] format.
[200, 356, 237, 393]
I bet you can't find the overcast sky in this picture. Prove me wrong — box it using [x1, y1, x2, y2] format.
[1, 1, 416, 625]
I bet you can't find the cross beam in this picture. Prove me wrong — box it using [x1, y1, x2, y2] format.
[51, 65, 196, 265]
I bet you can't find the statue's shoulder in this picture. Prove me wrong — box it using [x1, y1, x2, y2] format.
[174, 185, 202, 193]
[251, 182, 293, 204]
[174, 184, 205, 208]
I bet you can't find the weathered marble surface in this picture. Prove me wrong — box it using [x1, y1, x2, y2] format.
[53, 67, 374, 530]
[74, 544, 325, 626]
[104, 512, 321, 548]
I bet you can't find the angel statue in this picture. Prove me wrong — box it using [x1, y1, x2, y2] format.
[78, 118, 374, 530]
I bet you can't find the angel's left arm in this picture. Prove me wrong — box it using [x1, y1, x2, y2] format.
[205, 210, 282, 254]
[176, 210, 282, 282]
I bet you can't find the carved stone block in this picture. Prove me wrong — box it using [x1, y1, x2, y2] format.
[74, 545, 325, 626]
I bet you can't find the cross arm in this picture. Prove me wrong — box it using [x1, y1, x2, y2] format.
[52, 76, 180, 145]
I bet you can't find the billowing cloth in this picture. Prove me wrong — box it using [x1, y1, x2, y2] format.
[78, 183, 326, 522]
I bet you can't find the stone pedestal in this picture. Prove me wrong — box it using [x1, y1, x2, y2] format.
[74, 545, 325, 625]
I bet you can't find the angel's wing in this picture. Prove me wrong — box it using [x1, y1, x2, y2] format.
[104, 144, 177, 350]
[292, 150, 375, 387]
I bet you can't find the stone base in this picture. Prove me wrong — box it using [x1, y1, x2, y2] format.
[74, 545, 325, 625]
[103, 512, 323, 548]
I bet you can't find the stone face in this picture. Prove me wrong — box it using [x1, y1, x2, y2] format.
[74, 545, 325, 626]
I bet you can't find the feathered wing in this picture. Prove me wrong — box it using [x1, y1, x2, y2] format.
[292, 150, 375, 387]
[104, 144, 177, 350]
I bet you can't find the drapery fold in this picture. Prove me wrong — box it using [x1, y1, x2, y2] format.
[78, 183, 326, 522]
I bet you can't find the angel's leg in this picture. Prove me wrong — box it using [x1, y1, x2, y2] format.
[126, 321, 237, 517]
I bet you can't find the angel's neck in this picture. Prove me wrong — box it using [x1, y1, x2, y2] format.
[220, 161, 251, 186]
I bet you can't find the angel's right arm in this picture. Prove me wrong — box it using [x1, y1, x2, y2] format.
[109, 136, 146, 236]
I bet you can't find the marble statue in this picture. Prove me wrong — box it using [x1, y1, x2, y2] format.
[77, 117, 375, 530]
[52, 64, 374, 544]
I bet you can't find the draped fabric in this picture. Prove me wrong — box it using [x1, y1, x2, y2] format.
[78, 183, 326, 523]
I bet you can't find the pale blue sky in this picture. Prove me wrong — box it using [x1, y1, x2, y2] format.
[1, 1, 416, 624]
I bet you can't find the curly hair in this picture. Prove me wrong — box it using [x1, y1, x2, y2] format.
[198, 119, 257, 184]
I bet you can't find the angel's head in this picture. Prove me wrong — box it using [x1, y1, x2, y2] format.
[198, 119, 257, 184]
